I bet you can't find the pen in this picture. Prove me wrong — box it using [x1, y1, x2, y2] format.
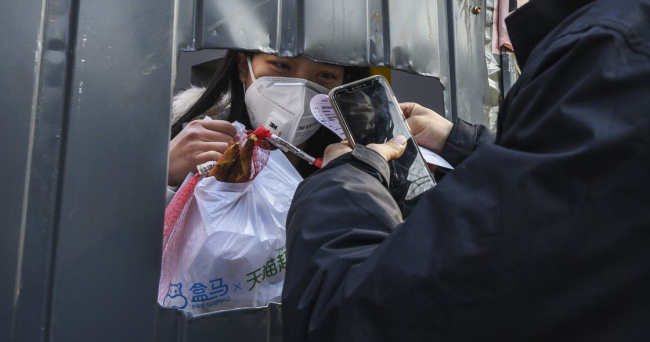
[253, 127, 323, 168]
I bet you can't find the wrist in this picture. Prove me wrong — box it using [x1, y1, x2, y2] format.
[168, 170, 182, 187]
[434, 121, 454, 153]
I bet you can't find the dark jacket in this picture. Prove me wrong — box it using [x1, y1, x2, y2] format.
[282, 0, 650, 340]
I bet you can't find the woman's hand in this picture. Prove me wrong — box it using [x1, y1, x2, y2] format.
[400, 102, 453, 154]
[168, 120, 237, 186]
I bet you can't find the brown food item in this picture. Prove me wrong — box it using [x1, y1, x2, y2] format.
[208, 142, 241, 182]
[230, 135, 257, 183]
[207, 134, 259, 183]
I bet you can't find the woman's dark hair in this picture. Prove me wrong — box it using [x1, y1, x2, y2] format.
[170, 50, 370, 139]
[170, 50, 250, 139]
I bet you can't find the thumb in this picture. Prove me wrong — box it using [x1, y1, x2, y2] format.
[367, 135, 408, 161]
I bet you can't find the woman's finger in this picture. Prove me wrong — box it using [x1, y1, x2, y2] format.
[198, 141, 230, 154]
[201, 120, 237, 137]
[195, 150, 223, 165]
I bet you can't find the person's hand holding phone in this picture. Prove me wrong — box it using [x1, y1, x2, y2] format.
[400, 102, 453, 154]
[328, 76, 436, 217]
[322, 101, 452, 168]
[322, 136, 408, 167]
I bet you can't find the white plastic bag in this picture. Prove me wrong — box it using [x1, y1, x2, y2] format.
[158, 150, 301, 314]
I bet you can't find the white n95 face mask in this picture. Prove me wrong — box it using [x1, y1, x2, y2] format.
[244, 57, 328, 146]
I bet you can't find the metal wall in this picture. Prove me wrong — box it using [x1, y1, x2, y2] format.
[0, 0, 44, 339]
[195, 0, 448, 75]
[176, 0, 488, 124]
[1, 0, 175, 340]
[1, 0, 489, 340]
[446, 0, 488, 124]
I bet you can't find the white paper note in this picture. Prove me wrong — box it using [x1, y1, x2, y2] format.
[310, 94, 347, 140]
[418, 146, 453, 169]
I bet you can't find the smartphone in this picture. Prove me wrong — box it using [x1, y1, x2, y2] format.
[328, 75, 435, 218]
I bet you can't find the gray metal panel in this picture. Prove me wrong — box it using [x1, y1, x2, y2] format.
[48, 0, 174, 340]
[8, 0, 76, 339]
[278, 0, 301, 56]
[302, 0, 374, 66]
[0, 0, 46, 340]
[434, 0, 453, 120]
[193, 0, 490, 123]
[200, 0, 447, 74]
[176, 0, 199, 52]
[388, 0, 443, 77]
[447, 0, 487, 123]
[202, 0, 281, 53]
[3, 0, 174, 340]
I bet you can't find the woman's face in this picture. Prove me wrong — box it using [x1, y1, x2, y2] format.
[237, 53, 345, 91]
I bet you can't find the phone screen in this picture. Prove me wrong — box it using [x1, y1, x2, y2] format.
[331, 76, 435, 217]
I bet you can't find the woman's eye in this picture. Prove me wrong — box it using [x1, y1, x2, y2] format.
[271, 62, 291, 70]
[319, 72, 338, 80]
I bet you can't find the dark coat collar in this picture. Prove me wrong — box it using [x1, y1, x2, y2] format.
[505, 0, 596, 67]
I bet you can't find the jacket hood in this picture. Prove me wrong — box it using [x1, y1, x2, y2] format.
[172, 86, 231, 124]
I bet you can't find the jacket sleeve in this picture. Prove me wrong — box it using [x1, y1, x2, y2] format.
[439, 118, 495, 167]
[282, 23, 650, 342]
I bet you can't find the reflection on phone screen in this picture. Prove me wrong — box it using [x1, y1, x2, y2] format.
[334, 78, 435, 217]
